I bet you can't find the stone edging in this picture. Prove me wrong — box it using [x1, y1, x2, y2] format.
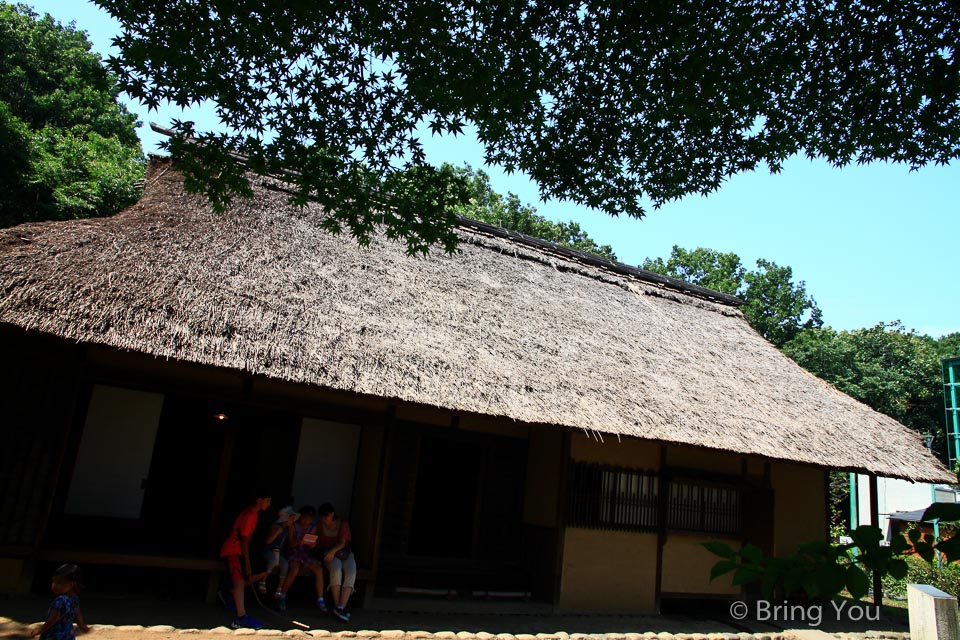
[75, 627, 862, 640]
[3, 621, 909, 640]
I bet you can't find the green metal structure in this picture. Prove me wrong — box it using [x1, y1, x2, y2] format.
[943, 356, 960, 473]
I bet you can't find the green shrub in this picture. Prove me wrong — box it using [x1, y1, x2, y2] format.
[882, 555, 960, 600]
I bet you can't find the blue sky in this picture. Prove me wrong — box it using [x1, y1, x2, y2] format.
[31, 1, 960, 338]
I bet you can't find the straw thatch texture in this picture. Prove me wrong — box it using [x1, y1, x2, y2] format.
[0, 159, 950, 482]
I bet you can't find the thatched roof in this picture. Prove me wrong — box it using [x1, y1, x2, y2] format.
[0, 158, 951, 482]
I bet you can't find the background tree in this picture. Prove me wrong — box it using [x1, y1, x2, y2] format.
[450, 165, 616, 261]
[96, 0, 960, 252]
[0, 3, 143, 227]
[783, 322, 946, 451]
[782, 323, 951, 529]
[641, 246, 744, 295]
[642, 246, 822, 347]
[937, 332, 960, 358]
[784, 323, 942, 435]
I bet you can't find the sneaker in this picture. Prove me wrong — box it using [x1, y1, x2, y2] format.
[316, 598, 328, 613]
[230, 615, 264, 630]
[333, 607, 350, 622]
[276, 595, 286, 612]
[274, 588, 284, 599]
[257, 581, 267, 595]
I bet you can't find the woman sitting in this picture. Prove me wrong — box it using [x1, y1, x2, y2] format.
[317, 502, 356, 621]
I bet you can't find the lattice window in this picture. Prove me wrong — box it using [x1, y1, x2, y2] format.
[567, 462, 744, 536]
[667, 479, 742, 535]
[568, 463, 659, 532]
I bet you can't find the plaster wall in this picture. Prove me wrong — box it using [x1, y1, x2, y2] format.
[560, 528, 658, 612]
[855, 475, 943, 541]
[660, 534, 739, 595]
[772, 462, 826, 555]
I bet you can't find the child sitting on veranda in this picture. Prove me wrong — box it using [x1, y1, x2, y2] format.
[32, 564, 89, 639]
[275, 505, 327, 612]
[257, 505, 298, 599]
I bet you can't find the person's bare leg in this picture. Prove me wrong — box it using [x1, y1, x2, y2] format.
[312, 565, 326, 600]
[233, 579, 246, 617]
[248, 571, 269, 584]
[338, 586, 353, 609]
[279, 562, 300, 596]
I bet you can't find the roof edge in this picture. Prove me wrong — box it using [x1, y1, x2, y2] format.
[146, 126, 743, 308]
[455, 216, 743, 306]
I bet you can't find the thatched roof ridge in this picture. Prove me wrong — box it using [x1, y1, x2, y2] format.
[0, 158, 951, 482]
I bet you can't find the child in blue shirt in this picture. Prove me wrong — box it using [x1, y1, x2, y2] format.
[32, 564, 88, 639]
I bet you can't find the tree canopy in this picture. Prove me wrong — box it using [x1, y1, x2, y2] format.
[642, 246, 822, 347]
[783, 322, 947, 450]
[96, 1, 960, 253]
[0, 3, 143, 227]
[449, 165, 616, 261]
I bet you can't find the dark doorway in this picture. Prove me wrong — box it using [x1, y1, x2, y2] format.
[407, 437, 482, 557]
[378, 425, 530, 594]
[139, 394, 224, 552]
[139, 395, 300, 554]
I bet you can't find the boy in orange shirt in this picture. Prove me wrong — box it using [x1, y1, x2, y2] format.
[220, 492, 272, 629]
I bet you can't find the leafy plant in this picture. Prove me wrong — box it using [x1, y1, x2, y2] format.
[917, 503, 960, 564]
[95, 1, 960, 252]
[882, 554, 960, 600]
[704, 525, 909, 600]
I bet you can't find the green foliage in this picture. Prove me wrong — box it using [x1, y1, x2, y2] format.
[743, 260, 825, 348]
[917, 503, 960, 565]
[642, 247, 744, 296]
[937, 332, 960, 358]
[783, 322, 944, 448]
[95, 1, 960, 251]
[704, 525, 910, 601]
[642, 246, 821, 346]
[449, 165, 617, 261]
[0, 2, 143, 227]
[829, 471, 852, 532]
[882, 554, 960, 600]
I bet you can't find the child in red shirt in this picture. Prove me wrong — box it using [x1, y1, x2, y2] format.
[220, 493, 272, 629]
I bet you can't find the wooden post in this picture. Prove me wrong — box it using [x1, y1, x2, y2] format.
[654, 444, 668, 613]
[869, 474, 882, 609]
[208, 426, 235, 544]
[824, 469, 832, 542]
[551, 430, 571, 613]
[365, 406, 395, 607]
